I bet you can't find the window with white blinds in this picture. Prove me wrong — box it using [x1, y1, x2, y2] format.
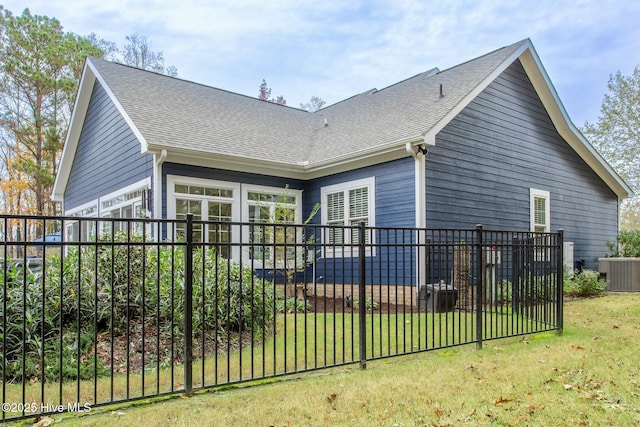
[530, 188, 550, 232]
[321, 177, 375, 256]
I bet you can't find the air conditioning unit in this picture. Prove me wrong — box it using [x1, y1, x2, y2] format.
[598, 258, 640, 292]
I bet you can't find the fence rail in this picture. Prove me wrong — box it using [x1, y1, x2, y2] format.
[1, 214, 563, 421]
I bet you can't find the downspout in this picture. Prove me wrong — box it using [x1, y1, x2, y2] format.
[406, 142, 428, 298]
[153, 149, 167, 220]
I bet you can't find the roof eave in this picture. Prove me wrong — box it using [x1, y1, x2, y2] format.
[51, 60, 95, 202]
[517, 47, 634, 200]
[52, 58, 150, 202]
[149, 135, 425, 181]
[422, 39, 633, 201]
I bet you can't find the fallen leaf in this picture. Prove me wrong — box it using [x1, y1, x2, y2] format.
[32, 417, 54, 427]
[494, 396, 513, 406]
[612, 325, 619, 329]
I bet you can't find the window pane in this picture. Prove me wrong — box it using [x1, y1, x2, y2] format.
[188, 185, 203, 195]
[349, 187, 368, 218]
[327, 192, 344, 223]
[175, 198, 202, 242]
[534, 197, 546, 227]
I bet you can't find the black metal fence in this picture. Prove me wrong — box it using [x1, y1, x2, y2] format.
[1, 214, 563, 421]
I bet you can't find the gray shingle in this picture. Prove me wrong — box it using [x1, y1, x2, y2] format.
[89, 40, 526, 167]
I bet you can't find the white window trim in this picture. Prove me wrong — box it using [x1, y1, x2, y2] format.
[529, 188, 550, 232]
[530, 188, 551, 262]
[320, 176, 376, 258]
[167, 175, 240, 220]
[241, 183, 303, 268]
[65, 199, 98, 217]
[167, 176, 306, 266]
[99, 178, 151, 210]
[64, 200, 98, 242]
[166, 175, 241, 252]
[241, 183, 303, 224]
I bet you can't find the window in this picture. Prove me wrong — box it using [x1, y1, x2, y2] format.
[321, 177, 375, 257]
[65, 203, 98, 241]
[530, 188, 550, 233]
[243, 185, 302, 267]
[530, 188, 551, 262]
[100, 181, 149, 235]
[167, 177, 303, 263]
[167, 176, 239, 258]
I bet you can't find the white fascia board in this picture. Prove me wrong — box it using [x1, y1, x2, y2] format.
[87, 59, 149, 154]
[52, 58, 150, 202]
[52, 60, 95, 201]
[423, 41, 531, 145]
[153, 134, 423, 181]
[517, 48, 634, 200]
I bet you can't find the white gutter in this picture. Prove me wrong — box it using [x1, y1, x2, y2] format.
[153, 149, 167, 220]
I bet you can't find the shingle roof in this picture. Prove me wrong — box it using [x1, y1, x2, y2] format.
[88, 40, 527, 167]
[53, 38, 632, 201]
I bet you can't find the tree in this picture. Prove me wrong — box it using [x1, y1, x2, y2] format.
[0, 7, 102, 231]
[258, 79, 286, 105]
[300, 96, 326, 112]
[582, 66, 640, 230]
[122, 33, 177, 77]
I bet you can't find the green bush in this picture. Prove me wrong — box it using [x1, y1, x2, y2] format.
[564, 269, 607, 297]
[353, 297, 379, 311]
[276, 296, 310, 313]
[607, 229, 640, 257]
[1, 233, 275, 382]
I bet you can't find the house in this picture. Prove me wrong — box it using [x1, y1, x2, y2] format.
[53, 39, 632, 275]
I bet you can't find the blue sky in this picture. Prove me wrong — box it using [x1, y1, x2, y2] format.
[3, 0, 639, 127]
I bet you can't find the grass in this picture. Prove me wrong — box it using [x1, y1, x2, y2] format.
[1, 306, 548, 419]
[10, 293, 639, 426]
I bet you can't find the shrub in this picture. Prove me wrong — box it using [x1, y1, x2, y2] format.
[618, 229, 640, 257]
[1, 233, 275, 382]
[276, 296, 310, 313]
[564, 269, 607, 297]
[607, 229, 640, 257]
[353, 297, 379, 311]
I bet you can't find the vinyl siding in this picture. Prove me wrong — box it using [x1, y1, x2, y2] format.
[304, 157, 415, 284]
[64, 81, 152, 211]
[426, 60, 618, 269]
[161, 163, 306, 220]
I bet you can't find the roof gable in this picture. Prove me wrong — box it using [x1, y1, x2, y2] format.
[53, 39, 633, 202]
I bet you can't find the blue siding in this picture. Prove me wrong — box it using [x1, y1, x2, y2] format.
[304, 158, 415, 285]
[64, 81, 152, 210]
[426, 60, 618, 269]
[303, 157, 415, 227]
[162, 163, 305, 219]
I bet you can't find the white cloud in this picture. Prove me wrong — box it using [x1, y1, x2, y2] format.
[2, 0, 639, 123]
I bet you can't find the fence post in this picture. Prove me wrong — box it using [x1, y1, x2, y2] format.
[475, 224, 483, 350]
[184, 213, 194, 396]
[358, 221, 367, 369]
[556, 229, 564, 335]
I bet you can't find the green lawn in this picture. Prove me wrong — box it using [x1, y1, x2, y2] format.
[7, 294, 638, 426]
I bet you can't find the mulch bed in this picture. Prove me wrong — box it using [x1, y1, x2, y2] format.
[88, 295, 416, 373]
